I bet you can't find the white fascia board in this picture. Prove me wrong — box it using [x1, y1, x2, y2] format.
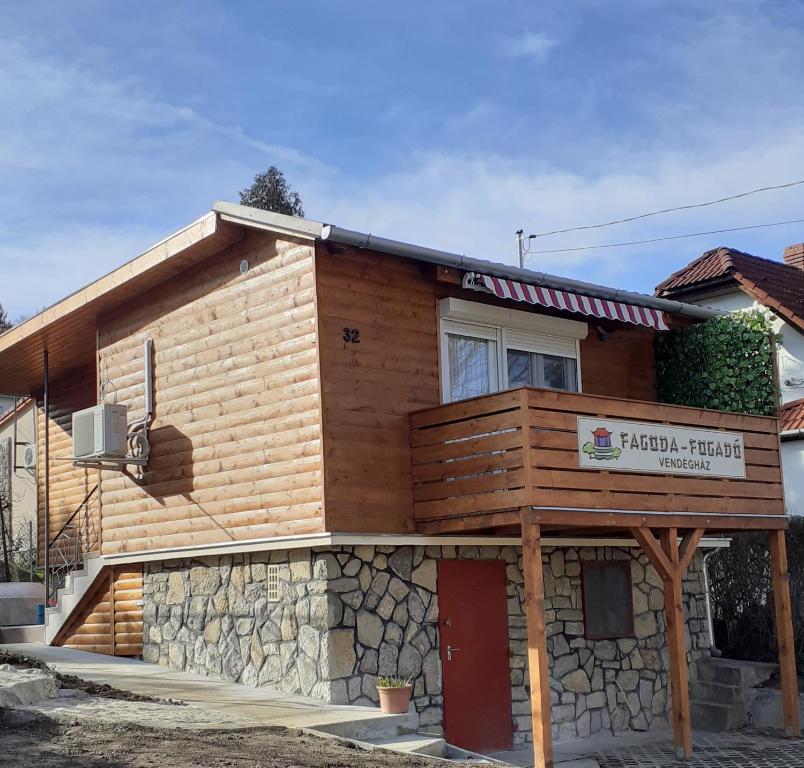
[100, 532, 730, 566]
[213, 201, 324, 240]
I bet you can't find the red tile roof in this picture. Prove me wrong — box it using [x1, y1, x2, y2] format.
[655, 247, 804, 333]
[781, 398, 804, 434]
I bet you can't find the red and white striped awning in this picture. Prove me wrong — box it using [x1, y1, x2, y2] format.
[466, 273, 669, 331]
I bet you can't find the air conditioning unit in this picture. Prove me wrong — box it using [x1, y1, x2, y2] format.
[22, 444, 36, 470]
[72, 404, 128, 460]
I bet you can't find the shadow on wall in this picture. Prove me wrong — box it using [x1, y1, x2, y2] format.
[131, 424, 194, 502]
[128, 424, 234, 542]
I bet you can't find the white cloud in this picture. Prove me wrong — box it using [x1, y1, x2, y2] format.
[0, 35, 327, 317]
[303, 129, 804, 293]
[502, 30, 558, 60]
[4, 4, 804, 324]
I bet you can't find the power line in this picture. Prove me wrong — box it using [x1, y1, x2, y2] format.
[529, 178, 804, 239]
[524, 218, 804, 257]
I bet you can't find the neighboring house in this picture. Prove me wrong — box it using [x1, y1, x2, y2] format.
[0, 398, 36, 571]
[0, 203, 797, 765]
[656, 244, 804, 516]
[0, 396, 15, 420]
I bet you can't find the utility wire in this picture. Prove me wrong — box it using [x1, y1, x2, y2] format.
[524, 218, 804, 257]
[529, 178, 804, 239]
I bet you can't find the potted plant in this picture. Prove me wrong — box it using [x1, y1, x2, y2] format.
[376, 676, 413, 714]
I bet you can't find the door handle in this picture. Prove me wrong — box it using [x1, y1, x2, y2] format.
[447, 645, 461, 661]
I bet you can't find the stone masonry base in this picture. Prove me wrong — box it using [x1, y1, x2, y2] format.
[143, 543, 710, 745]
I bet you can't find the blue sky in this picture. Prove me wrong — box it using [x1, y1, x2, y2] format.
[3, 0, 804, 320]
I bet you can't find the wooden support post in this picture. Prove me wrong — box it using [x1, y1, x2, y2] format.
[630, 527, 697, 759]
[769, 529, 800, 738]
[109, 567, 116, 657]
[660, 529, 693, 760]
[521, 512, 553, 768]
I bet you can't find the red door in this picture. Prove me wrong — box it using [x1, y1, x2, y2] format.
[438, 560, 513, 752]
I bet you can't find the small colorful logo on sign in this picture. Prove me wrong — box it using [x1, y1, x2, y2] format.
[581, 427, 622, 461]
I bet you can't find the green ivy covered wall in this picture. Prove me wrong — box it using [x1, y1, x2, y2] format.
[655, 309, 778, 417]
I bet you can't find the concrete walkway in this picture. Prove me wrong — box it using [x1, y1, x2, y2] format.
[2, 643, 417, 740]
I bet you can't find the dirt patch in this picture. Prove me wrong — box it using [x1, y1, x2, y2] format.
[0, 650, 179, 704]
[0, 709, 433, 768]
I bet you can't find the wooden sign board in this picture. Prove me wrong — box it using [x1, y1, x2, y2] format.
[576, 416, 746, 478]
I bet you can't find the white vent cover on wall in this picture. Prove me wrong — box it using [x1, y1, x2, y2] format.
[266, 564, 280, 602]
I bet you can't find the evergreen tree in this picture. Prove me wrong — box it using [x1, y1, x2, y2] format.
[239, 166, 305, 217]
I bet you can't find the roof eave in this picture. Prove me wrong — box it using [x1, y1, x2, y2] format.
[320, 224, 720, 321]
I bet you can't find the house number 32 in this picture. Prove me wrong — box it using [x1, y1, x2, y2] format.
[343, 327, 361, 344]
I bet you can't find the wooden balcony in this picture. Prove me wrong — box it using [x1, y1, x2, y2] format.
[410, 387, 786, 535]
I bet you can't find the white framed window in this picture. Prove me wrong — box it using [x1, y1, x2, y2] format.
[439, 299, 586, 403]
[442, 321, 500, 402]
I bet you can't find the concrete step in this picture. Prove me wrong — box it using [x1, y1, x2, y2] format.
[697, 658, 777, 688]
[309, 710, 419, 741]
[690, 680, 745, 705]
[44, 556, 107, 644]
[690, 699, 745, 731]
[0, 625, 45, 644]
[367, 733, 447, 758]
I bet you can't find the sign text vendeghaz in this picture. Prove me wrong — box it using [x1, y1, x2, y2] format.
[576, 416, 746, 479]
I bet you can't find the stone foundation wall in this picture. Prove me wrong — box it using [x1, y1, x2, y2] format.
[142, 542, 710, 745]
[142, 549, 345, 701]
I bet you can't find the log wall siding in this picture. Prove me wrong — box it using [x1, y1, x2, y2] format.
[55, 565, 143, 656]
[579, 326, 656, 402]
[36, 366, 100, 563]
[96, 230, 324, 555]
[314, 244, 661, 533]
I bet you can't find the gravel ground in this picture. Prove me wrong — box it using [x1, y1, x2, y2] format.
[0, 709, 433, 768]
[0, 651, 432, 768]
[13, 688, 249, 730]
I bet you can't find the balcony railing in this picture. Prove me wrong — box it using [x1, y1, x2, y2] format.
[410, 387, 784, 529]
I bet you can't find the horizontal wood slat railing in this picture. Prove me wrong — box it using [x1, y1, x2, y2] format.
[409, 387, 785, 529]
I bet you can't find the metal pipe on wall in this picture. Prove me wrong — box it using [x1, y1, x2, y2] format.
[43, 350, 49, 600]
[144, 337, 154, 421]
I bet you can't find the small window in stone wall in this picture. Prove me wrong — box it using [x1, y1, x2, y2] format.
[581, 560, 634, 640]
[267, 564, 280, 601]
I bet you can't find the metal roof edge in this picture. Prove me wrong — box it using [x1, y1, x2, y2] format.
[321, 224, 720, 321]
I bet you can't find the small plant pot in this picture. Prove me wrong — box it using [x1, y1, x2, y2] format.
[377, 684, 413, 714]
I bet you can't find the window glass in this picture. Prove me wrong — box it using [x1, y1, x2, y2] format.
[506, 350, 532, 388]
[506, 349, 578, 392]
[581, 561, 634, 639]
[448, 334, 496, 401]
[543, 354, 577, 391]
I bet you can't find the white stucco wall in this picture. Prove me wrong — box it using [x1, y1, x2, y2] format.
[0, 402, 37, 554]
[691, 287, 804, 515]
[782, 439, 804, 517]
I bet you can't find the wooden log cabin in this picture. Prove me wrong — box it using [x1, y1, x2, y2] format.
[0, 202, 797, 766]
